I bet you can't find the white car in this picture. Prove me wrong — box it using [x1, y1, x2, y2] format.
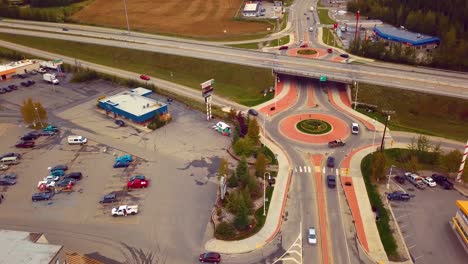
[351, 123, 359, 134]
[37, 180, 56, 188]
[422, 177, 437, 187]
[43, 175, 60, 182]
[0, 164, 8, 171]
[37, 68, 46, 73]
[308, 227, 317, 244]
[111, 205, 139, 216]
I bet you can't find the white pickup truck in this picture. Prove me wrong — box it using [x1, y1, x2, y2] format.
[111, 205, 139, 216]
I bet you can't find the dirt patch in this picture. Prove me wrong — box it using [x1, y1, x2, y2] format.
[72, 0, 270, 38]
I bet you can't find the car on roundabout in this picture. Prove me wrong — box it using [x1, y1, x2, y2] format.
[199, 252, 221, 263]
[328, 139, 345, 148]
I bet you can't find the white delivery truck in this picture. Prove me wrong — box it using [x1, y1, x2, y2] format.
[43, 73, 59, 84]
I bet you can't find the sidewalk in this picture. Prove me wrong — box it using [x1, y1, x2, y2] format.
[204, 133, 292, 254]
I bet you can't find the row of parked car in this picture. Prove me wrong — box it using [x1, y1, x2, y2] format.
[33, 164, 83, 201]
[0, 152, 21, 185]
[395, 172, 454, 190]
[14, 126, 58, 149]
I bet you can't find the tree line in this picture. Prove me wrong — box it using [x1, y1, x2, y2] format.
[347, 0, 468, 71]
[0, 0, 84, 22]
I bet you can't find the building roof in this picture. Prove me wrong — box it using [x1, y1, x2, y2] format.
[456, 200, 468, 216]
[99, 91, 164, 117]
[0, 230, 63, 264]
[65, 252, 103, 264]
[374, 26, 440, 46]
[0, 65, 15, 74]
[244, 3, 259, 12]
[130, 87, 152, 96]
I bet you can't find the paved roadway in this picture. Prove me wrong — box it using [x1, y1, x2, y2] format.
[1, 23, 467, 99]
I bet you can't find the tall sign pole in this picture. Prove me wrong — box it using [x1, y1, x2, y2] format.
[456, 140, 468, 182]
[201, 79, 215, 121]
[123, 0, 131, 34]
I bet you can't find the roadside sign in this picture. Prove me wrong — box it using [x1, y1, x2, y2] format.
[319, 76, 327, 82]
[201, 79, 215, 98]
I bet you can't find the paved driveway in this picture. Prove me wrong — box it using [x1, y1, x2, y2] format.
[388, 178, 467, 264]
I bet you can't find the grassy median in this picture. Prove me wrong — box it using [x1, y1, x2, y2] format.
[0, 33, 274, 106]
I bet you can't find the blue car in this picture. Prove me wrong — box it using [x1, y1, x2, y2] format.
[50, 169, 65, 177]
[42, 125, 59, 132]
[113, 161, 130, 168]
[115, 154, 132, 163]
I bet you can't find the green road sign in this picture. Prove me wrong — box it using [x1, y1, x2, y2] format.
[319, 76, 327, 82]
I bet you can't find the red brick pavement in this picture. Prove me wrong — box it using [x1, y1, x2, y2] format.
[327, 89, 376, 131]
[279, 113, 349, 144]
[340, 176, 370, 252]
[259, 81, 298, 116]
[311, 154, 330, 264]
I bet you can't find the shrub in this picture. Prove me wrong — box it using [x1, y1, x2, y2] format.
[227, 173, 238, 188]
[147, 113, 171, 130]
[215, 221, 235, 239]
[70, 69, 99, 83]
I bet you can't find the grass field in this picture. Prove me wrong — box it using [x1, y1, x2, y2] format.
[317, 8, 335, 25]
[322, 28, 339, 47]
[0, 33, 273, 106]
[71, 0, 271, 39]
[352, 83, 468, 142]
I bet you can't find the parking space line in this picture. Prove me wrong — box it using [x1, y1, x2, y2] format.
[414, 255, 424, 260]
[408, 245, 417, 249]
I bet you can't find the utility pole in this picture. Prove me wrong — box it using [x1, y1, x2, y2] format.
[380, 115, 390, 152]
[123, 0, 130, 35]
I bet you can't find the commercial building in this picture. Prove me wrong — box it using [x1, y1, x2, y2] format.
[0, 229, 64, 263]
[0, 59, 41, 81]
[451, 200, 468, 253]
[373, 25, 440, 49]
[98, 87, 168, 125]
[242, 2, 259, 17]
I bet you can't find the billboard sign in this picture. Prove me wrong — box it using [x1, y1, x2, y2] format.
[201, 79, 215, 98]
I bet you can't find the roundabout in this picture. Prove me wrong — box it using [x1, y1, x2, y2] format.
[279, 113, 349, 144]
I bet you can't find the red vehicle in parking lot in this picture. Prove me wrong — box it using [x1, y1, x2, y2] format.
[127, 178, 149, 188]
[15, 141, 34, 148]
[140, 75, 150, 81]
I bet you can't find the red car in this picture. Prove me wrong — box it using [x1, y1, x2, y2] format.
[300, 43, 308, 48]
[327, 48, 333, 53]
[127, 179, 149, 189]
[199, 252, 221, 263]
[278, 45, 288, 50]
[140, 75, 150, 81]
[15, 141, 35, 148]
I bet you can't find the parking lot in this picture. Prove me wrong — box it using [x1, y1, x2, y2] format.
[0, 70, 231, 263]
[387, 170, 467, 264]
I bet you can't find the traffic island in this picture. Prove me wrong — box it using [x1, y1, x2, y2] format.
[296, 119, 332, 134]
[297, 49, 318, 55]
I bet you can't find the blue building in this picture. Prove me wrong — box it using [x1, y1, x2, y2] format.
[99, 87, 168, 124]
[373, 25, 440, 49]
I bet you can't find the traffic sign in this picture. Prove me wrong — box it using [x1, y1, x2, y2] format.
[319, 76, 327, 82]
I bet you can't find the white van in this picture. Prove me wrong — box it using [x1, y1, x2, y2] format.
[67, 135, 88, 145]
[351, 123, 359, 134]
[0, 156, 19, 165]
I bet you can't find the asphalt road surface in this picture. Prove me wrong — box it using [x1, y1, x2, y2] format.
[1, 23, 467, 99]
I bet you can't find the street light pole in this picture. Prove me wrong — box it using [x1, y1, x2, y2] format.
[123, 0, 130, 35]
[34, 107, 43, 128]
[387, 165, 395, 190]
[353, 81, 359, 110]
[264, 172, 270, 216]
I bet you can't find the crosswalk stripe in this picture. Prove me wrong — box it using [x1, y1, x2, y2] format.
[299, 167, 303, 173]
[307, 166, 311, 173]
